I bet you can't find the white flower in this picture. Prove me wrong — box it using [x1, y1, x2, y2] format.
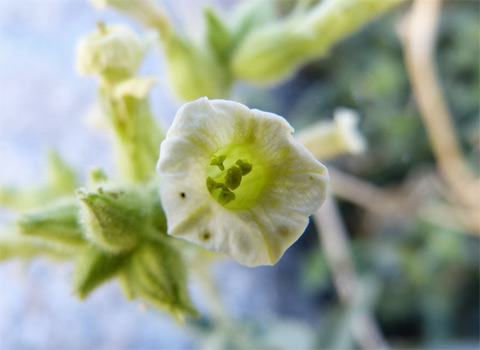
[157, 98, 328, 267]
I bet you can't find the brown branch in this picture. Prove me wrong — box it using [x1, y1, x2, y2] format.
[398, 0, 479, 218]
[329, 166, 479, 235]
[313, 195, 389, 349]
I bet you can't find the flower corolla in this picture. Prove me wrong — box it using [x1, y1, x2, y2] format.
[157, 98, 328, 267]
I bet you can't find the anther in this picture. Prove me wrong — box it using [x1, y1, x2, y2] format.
[210, 155, 227, 171]
[225, 166, 242, 190]
[207, 177, 219, 193]
[235, 159, 253, 175]
[218, 189, 235, 205]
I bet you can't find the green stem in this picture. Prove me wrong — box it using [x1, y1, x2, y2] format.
[100, 86, 163, 183]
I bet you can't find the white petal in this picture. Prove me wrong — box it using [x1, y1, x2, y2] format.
[160, 172, 211, 235]
[262, 142, 328, 215]
[334, 107, 366, 154]
[249, 208, 311, 265]
[168, 206, 270, 267]
[158, 136, 210, 175]
[167, 97, 242, 154]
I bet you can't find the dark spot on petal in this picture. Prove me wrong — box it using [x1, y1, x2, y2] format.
[201, 231, 211, 241]
[180, 192, 186, 198]
[278, 226, 289, 237]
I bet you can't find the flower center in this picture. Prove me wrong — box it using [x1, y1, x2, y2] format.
[206, 144, 267, 210]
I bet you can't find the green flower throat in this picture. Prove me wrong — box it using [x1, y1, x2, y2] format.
[206, 144, 266, 210]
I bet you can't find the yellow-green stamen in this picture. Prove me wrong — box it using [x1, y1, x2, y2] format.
[206, 144, 265, 209]
[210, 154, 226, 171]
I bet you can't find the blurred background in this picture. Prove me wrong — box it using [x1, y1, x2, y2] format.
[0, 0, 479, 349]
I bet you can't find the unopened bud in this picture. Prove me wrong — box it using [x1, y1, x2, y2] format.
[77, 187, 145, 252]
[162, 34, 228, 100]
[76, 24, 144, 83]
[296, 108, 366, 160]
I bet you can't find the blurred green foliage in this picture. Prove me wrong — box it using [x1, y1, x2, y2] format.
[247, 1, 479, 347]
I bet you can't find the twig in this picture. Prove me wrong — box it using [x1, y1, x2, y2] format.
[328, 167, 401, 219]
[330, 166, 479, 235]
[313, 194, 389, 350]
[398, 0, 479, 218]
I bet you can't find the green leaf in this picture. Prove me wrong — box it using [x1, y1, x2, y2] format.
[205, 7, 232, 64]
[46, 149, 78, 195]
[231, 0, 275, 46]
[0, 233, 74, 262]
[0, 186, 52, 211]
[98, 86, 163, 183]
[17, 198, 86, 247]
[73, 245, 130, 299]
[0, 150, 78, 210]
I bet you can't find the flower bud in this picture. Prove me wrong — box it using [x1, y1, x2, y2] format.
[76, 23, 144, 83]
[231, 20, 309, 83]
[232, 0, 404, 84]
[162, 34, 228, 100]
[295, 108, 366, 160]
[77, 187, 145, 253]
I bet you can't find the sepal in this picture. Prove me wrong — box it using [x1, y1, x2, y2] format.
[0, 230, 74, 262]
[16, 198, 85, 247]
[46, 149, 78, 195]
[205, 7, 232, 64]
[120, 241, 198, 323]
[77, 186, 147, 253]
[73, 245, 130, 299]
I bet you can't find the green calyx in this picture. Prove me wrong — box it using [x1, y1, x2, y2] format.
[206, 144, 264, 209]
